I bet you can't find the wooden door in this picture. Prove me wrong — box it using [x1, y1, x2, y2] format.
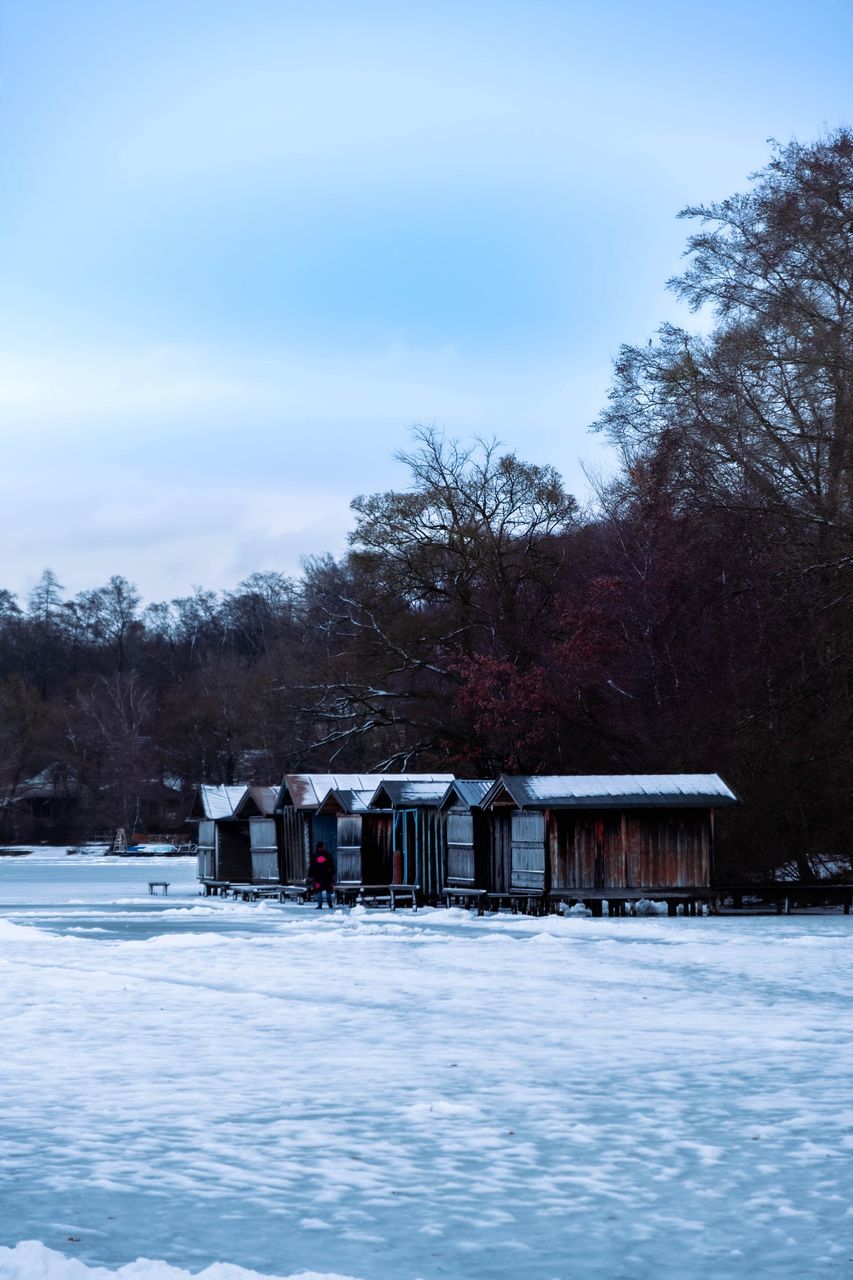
[336, 814, 363, 883]
[446, 809, 475, 885]
[510, 811, 546, 890]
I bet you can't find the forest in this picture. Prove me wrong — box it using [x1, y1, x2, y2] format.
[1, 131, 851, 879]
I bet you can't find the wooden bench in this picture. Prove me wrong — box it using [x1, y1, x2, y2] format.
[148, 881, 170, 895]
[443, 887, 488, 915]
[389, 884, 419, 911]
[336, 883, 420, 911]
[204, 883, 308, 904]
[229, 884, 289, 902]
[251, 885, 286, 901]
[279, 884, 308, 903]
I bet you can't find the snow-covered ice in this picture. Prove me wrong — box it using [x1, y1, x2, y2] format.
[1, 854, 851, 1279]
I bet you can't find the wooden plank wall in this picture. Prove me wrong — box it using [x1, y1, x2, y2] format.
[249, 816, 278, 883]
[336, 814, 363, 882]
[394, 808, 445, 900]
[489, 810, 513, 893]
[279, 807, 306, 884]
[446, 808, 475, 885]
[197, 819, 215, 880]
[511, 811, 547, 890]
[550, 808, 711, 890]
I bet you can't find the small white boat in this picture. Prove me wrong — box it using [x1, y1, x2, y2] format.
[124, 842, 180, 856]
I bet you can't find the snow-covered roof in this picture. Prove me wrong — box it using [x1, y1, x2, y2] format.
[315, 788, 378, 815]
[369, 779, 453, 808]
[233, 785, 278, 818]
[194, 784, 249, 820]
[278, 773, 453, 811]
[482, 774, 738, 810]
[439, 780, 493, 811]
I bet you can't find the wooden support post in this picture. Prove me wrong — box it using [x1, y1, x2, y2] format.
[667, 900, 678, 917]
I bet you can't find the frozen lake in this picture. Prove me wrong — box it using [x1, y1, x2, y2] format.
[0, 853, 851, 1280]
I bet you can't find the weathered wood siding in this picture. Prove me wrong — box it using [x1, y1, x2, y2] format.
[394, 808, 444, 901]
[280, 807, 307, 884]
[550, 808, 712, 890]
[446, 808, 496, 888]
[489, 810, 513, 893]
[249, 817, 278, 883]
[446, 809, 475, 885]
[510, 810, 546, 890]
[336, 814, 363, 883]
[197, 819, 216, 880]
[279, 810, 341, 884]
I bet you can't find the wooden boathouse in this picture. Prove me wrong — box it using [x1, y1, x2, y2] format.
[275, 773, 454, 888]
[191, 784, 249, 891]
[368, 778, 456, 902]
[480, 773, 738, 913]
[439, 780, 493, 890]
[313, 787, 393, 886]
[233, 786, 280, 884]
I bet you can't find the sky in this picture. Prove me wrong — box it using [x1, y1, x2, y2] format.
[0, 0, 851, 604]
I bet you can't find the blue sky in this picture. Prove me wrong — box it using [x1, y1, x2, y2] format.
[1, 0, 851, 601]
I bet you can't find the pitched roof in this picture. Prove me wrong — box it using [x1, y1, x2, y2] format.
[234, 785, 279, 818]
[192, 784, 249, 820]
[314, 788, 378, 816]
[277, 773, 453, 811]
[482, 774, 738, 810]
[439, 780, 493, 811]
[369, 779, 453, 808]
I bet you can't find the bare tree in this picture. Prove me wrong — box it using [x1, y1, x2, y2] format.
[596, 130, 853, 561]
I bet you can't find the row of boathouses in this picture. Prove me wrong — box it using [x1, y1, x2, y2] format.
[191, 771, 739, 912]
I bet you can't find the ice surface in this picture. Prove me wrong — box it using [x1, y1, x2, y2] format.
[1, 859, 851, 1280]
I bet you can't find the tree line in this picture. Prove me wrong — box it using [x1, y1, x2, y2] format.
[1, 130, 851, 878]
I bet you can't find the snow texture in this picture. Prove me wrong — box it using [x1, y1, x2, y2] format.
[0, 1242, 355, 1280]
[491, 772, 738, 807]
[282, 775, 453, 811]
[0, 853, 851, 1280]
[196, 786, 248, 820]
